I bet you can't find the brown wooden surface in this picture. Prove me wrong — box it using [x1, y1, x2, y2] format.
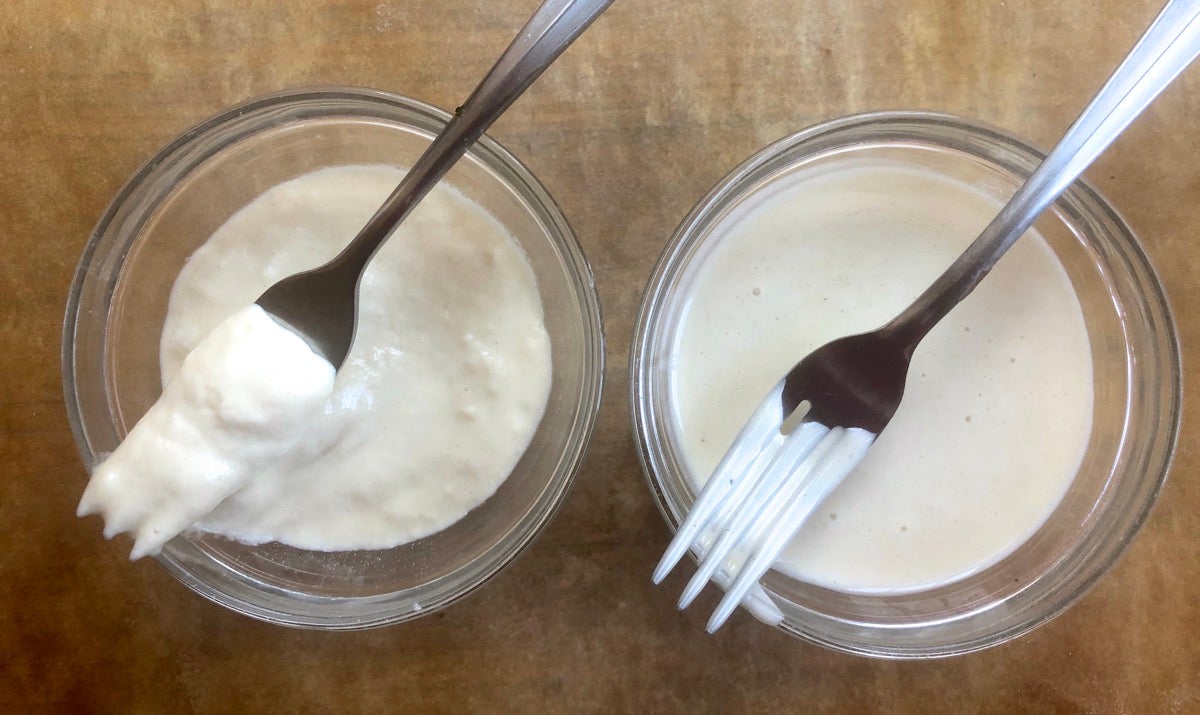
[3, 1, 1199, 711]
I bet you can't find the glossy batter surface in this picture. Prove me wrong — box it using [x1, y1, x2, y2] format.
[671, 160, 1093, 593]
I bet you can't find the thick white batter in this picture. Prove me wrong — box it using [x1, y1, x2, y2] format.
[82, 164, 552, 555]
[78, 305, 336, 558]
[671, 158, 1094, 594]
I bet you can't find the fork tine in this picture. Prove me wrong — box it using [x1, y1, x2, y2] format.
[652, 381, 786, 584]
[672, 432, 788, 606]
[693, 424, 842, 612]
[677, 421, 828, 609]
[725, 428, 836, 569]
[693, 535, 787, 624]
[654, 420, 780, 585]
[706, 427, 875, 633]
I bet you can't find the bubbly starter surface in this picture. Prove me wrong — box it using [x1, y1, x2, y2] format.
[670, 159, 1094, 594]
[148, 165, 551, 552]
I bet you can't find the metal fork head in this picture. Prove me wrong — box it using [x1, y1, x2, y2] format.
[782, 328, 913, 435]
[257, 260, 361, 369]
[653, 327, 911, 630]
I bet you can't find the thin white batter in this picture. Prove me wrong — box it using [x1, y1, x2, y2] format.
[81, 164, 552, 555]
[670, 159, 1093, 594]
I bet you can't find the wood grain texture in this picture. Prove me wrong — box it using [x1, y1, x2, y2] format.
[3, 0, 1198, 711]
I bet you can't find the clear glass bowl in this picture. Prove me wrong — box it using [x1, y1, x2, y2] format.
[63, 87, 604, 629]
[631, 112, 1181, 657]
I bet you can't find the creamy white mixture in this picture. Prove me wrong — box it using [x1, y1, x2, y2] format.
[78, 305, 336, 558]
[81, 164, 552, 555]
[671, 159, 1094, 594]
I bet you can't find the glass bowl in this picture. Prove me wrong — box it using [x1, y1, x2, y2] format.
[63, 87, 604, 629]
[631, 111, 1180, 657]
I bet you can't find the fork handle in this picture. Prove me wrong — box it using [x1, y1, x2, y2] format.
[883, 0, 1200, 350]
[331, 0, 612, 270]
